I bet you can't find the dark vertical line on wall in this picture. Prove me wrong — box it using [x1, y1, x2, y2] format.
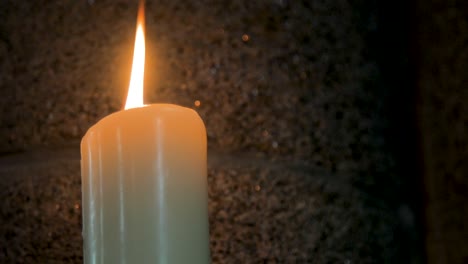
[376, 0, 425, 263]
[349, 0, 425, 261]
[408, 0, 428, 263]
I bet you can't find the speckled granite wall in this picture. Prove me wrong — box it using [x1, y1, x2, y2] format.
[0, 0, 385, 168]
[0, 149, 401, 263]
[0, 0, 436, 263]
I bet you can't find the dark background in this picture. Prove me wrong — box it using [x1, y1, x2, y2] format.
[0, 0, 466, 263]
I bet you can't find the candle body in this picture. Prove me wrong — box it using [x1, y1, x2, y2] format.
[81, 104, 210, 264]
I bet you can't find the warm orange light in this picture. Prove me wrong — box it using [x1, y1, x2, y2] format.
[125, 1, 146, 110]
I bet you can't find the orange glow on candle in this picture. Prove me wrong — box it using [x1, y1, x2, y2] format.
[125, 1, 146, 110]
[81, 1, 210, 261]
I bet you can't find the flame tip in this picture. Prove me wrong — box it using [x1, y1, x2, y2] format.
[125, 0, 146, 110]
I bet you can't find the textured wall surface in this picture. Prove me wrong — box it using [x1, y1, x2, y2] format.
[0, 0, 386, 169]
[0, 149, 400, 263]
[0, 0, 444, 263]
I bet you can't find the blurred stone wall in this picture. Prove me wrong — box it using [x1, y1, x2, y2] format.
[415, 1, 468, 263]
[0, 0, 388, 172]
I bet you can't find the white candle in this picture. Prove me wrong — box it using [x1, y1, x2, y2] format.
[80, 2, 210, 263]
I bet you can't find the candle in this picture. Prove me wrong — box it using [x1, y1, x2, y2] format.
[80, 2, 210, 263]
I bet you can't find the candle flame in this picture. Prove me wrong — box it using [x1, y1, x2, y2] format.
[125, 1, 146, 110]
